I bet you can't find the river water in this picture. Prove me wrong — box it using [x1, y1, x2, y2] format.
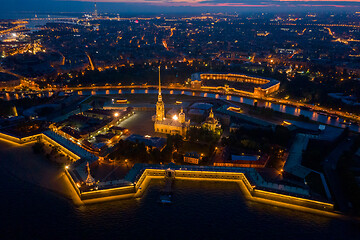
[4, 89, 359, 132]
[1, 163, 359, 240]
[82, 89, 360, 132]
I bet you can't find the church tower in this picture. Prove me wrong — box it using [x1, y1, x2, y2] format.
[85, 162, 95, 186]
[209, 108, 214, 119]
[11, 105, 18, 117]
[156, 66, 165, 122]
[179, 107, 185, 124]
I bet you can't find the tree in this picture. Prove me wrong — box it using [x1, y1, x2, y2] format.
[166, 134, 183, 149]
[150, 148, 161, 164]
[161, 145, 173, 163]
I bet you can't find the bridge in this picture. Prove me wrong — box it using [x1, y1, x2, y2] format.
[33, 85, 360, 123]
[2, 83, 360, 125]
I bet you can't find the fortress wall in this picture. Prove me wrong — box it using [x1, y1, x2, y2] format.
[41, 134, 81, 161]
[0, 132, 42, 144]
[135, 169, 166, 190]
[0, 131, 334, 213]
[80, 185, 136, 200]
[0, 131, 80, 161]
[252, 189, 334, 212]
[65, 169, 82, 198]
[173, 170, 333, 212]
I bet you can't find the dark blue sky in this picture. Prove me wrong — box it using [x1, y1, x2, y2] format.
[0, 0, 359, 15]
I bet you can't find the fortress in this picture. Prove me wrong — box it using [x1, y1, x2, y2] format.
[0, 113, 336, 216]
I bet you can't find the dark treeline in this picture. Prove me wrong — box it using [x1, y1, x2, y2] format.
[107, 139, 173, 164]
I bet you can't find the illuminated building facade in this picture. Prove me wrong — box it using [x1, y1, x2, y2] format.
[191, 73, 280, 97]
[154, 67, 189, 136]
[184, 152, 201, 165]
[202, 108, 221, 131]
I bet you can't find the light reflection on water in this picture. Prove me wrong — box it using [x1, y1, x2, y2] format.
[73, 179, 359, 239]
[2, 88, 360, 132]
[81, 89, 359, 132]
[1, 162, 359, 240]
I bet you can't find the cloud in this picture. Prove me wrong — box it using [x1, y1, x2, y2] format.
[66, 0, 360, 8]
[1, 0, 358, 14]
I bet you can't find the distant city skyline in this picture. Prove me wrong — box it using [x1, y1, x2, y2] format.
[74, 0, 360, 8]
[0, 0, 360, 16]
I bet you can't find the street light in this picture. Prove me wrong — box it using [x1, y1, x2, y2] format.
[114, 112, 119, 117]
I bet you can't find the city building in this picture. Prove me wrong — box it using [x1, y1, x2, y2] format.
[184, 152, 202, 164]
[154, 67, 189, 136]
[191, 72, 280, 97]
[109, 126, 129, 135]
[214, 147, 269, 168]
[126, 134, 166, 149]
[202, 109, 221, 131]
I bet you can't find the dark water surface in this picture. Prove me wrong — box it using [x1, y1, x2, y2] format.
[1, 167, 360, 240]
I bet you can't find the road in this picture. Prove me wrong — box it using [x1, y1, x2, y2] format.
[0, 66, 24, 80]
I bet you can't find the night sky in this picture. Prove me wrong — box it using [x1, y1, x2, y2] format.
[0, 0, 360, 14]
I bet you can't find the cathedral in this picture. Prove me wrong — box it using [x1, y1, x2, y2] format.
[202, 108, 221, 131]
[154, 67, 190, 136]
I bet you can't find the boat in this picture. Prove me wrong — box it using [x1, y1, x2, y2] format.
[158, 193, 172, 204]
[340, 120, 351, 126]
[316, 110, 328, 116]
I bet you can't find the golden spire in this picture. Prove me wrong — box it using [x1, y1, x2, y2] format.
[158, 66, 163, 102]
[209, 108, 214, 119]
[85, 162, 95, 186]
[155, 65, 165, 122]
[158, 66, 161, 96]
